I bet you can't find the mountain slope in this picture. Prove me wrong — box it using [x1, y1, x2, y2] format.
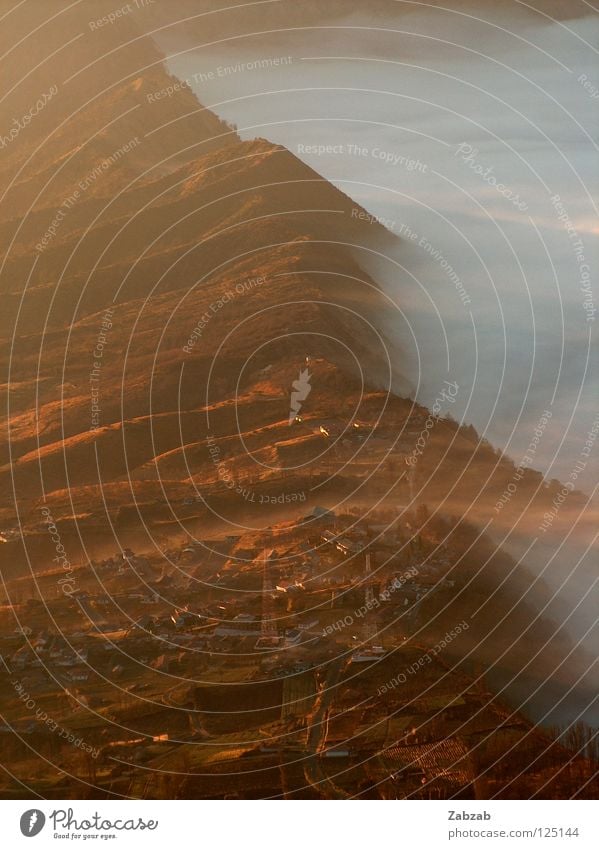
[0, 0, 595, 757]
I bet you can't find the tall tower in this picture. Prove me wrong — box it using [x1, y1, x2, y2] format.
[405, 456, 415, 503]
[364, 551, 374, 607]
[261, 548, 277, 638]
[363, 551, 377, 644]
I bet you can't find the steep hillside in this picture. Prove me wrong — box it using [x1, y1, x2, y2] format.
[0, 0, 595, 753]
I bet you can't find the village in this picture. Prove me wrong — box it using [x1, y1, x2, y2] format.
[0, 505, 593, 800]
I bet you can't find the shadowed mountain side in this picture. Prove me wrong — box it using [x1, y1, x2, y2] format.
[0, 4, 405, 546]
[0, 0, 236, 206]
[0, 138, 396, 339]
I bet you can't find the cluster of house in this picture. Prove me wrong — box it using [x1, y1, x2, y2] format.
[10, 632, 90, 683]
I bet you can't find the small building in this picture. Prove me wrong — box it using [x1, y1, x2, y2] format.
[284, 629, 303, 647]
[214, 613, 261, 637]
